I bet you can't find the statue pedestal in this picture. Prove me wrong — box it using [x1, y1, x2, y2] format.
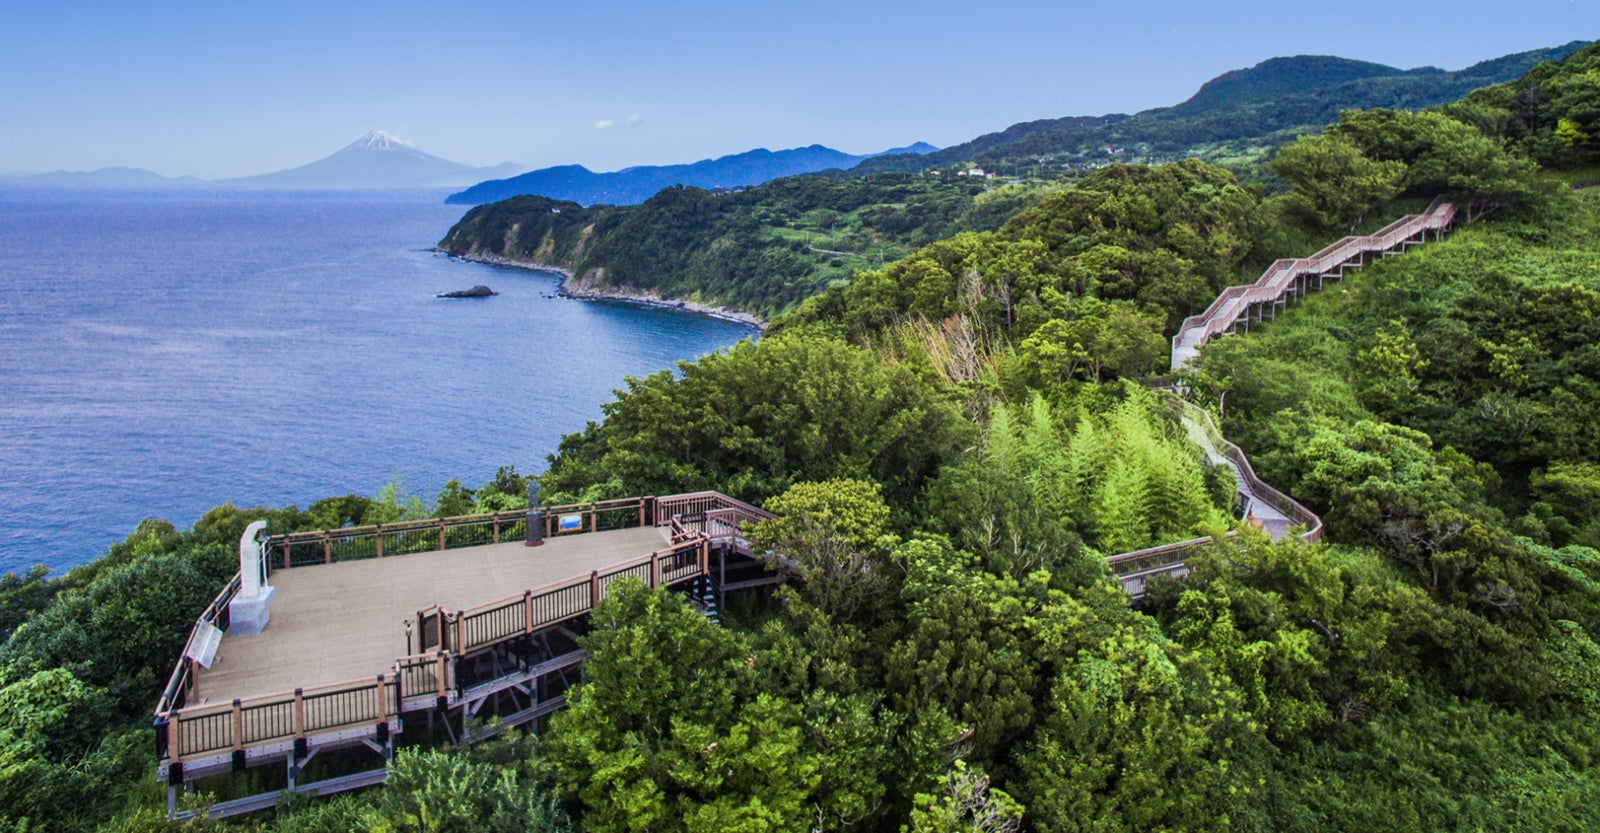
[229, 587, 275, 636]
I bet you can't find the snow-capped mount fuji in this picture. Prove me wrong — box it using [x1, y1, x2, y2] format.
[226, 131, 526, 188]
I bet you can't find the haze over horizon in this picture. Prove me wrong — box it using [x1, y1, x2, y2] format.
[1, 0, 1592, 179]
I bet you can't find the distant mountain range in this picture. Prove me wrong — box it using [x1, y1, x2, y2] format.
[0, 166, 205, 188]
[445, 142, 940, 206]
[224, 131, 526, 188]
[855, 41, 1591, 174]
[0, 131, 526, 189]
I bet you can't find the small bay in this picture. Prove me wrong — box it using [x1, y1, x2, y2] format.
[0, 188, 753, 575]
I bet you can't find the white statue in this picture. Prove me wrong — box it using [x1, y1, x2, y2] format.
[228, 521, 275, 636]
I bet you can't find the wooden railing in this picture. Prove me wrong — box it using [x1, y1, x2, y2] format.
[154, 572, 242, 718]
[1176, 398, 1323, 541]
[395, 652, 453, 708]
[160, 673, 397, 764]
[1171, 197, 1456, 369]
[263, 497, 655, 571]
[1103, 396, 1324, 594]
[418, 533, 710, 656]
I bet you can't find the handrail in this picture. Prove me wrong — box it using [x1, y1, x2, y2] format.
[1173, 398, 1322, 540]
[258, 491, 767, 571]
[655, 491, 769, 519]
[263, 497, 655, 570]
[429, 531, 710, 656]
[161, 672, 399, 763]
[1172, 197, 1455, 370]
[154, 572, 242, 718]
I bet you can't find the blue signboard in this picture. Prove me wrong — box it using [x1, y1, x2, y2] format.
[558, 513, 583, 532]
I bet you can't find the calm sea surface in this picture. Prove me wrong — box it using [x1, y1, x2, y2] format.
[0, 188, 754, 575]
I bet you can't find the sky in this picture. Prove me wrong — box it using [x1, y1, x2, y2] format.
[0, 1, 1593, 179]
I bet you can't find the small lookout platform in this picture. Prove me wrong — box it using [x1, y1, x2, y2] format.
[192, 525, 674, 706]
[154, 492, 776, 817]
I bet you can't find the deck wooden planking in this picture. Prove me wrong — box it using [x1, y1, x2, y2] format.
[193, 525, 672, 706]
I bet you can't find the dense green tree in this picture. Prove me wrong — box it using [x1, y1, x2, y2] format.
[1017, 605, 1261, 833]
[1330, 108, 1549, 220]
[542, 582, 821, 833]
[0, 553, 215, 712]
[903, 760, 1024, 833]
[1271, 133, 1406, 231]
[539, 332, 971, 515]
[376, 747, 570, 833]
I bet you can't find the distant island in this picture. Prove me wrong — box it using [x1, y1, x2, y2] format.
[436, 284, 498, 298]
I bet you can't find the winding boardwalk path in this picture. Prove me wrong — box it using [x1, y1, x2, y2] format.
[1110, 198, 1458, 596]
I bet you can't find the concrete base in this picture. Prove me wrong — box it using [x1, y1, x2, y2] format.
[229, 587, 275, 636]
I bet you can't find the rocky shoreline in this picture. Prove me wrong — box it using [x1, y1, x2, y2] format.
[438, 249, 767, 331]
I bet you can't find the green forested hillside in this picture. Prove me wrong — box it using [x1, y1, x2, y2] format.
[1445, 40, 1600, 171]
[856, 41, 1589, 176]
[440, 173, 1050, 317]
[441, 42, 1587, 321]
[5, 40, 1600, 833]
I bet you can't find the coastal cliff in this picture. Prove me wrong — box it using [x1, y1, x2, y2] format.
[439, 191, 762, 327]
[443, 246, 767, 328]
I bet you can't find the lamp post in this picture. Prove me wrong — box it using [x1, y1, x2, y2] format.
[525, 480, 545, 547]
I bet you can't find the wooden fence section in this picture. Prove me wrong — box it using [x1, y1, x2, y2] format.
[1171, 197, 1457, 370]
[395, 652, 453, 710]
[419, 534, 710, 656]
[161, 673, 398, 764]
[655, 491, 765, 525]
[262, 497, 654, 570]
[155, 573, 242, 718]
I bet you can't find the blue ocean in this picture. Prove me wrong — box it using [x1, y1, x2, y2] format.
[0, 188, 754, 575]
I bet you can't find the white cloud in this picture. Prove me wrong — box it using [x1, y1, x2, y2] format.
[594, 115, 645, 130]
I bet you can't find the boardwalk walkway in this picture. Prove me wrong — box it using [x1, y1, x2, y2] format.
[1171, 197, 1457, 370]
[1113, 197, 1458, 594]
[1179, 410, 1291, 539]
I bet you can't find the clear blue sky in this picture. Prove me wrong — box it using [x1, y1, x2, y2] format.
[0, 1, 1592, 178]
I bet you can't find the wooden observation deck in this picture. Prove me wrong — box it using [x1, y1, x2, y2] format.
[153, 492, 774, 816]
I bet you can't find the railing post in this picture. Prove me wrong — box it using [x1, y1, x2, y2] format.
[639, 499, 646, 527]
[439, 520, 446, 551]
[375, 527, 384, 559]
[322, 535, 331, 565]
[293, 688, 306, 744]
[169, 714, 181, 763]
[699, 539, 709, 574]
[280, 542, 289, 571]
[589, 503, 597, 533]
[651, 554, 661, 587]
[376, 675, 388, 725]
[436, 653, 448, 703]
[232, 700, 244, 753]
[524, 590, 534, 634]
[455, 613, 465, 654]
[590, 570, 600, 607]
[493, 516, 501, 544]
